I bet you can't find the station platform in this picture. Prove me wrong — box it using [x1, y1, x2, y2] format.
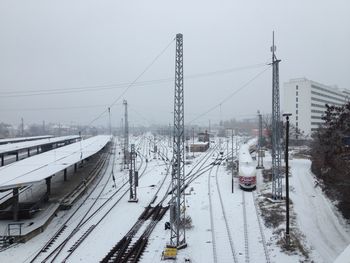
[0, 140, 111, 244]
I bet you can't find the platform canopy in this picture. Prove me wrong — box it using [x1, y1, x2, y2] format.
[0, 135, 54, 145]
[0, 135, 80, 155]
[0, 135, 111, 190]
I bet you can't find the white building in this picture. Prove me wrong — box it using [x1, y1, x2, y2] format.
[283, 78, 350, 137]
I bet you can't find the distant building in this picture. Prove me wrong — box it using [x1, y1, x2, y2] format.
[190, 142, 209, 152]
[198, 131, 209, 142]
[283, 78, 350, 137]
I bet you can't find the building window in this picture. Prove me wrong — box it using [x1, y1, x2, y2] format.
[296, 97, 298, 102]
[296, 104, 298, 108]
[296, 91, 298, 96]
[296, 85, 298, 90]
[296, 116, 298, 121]
[296, 110, 298, 114]
[296, 122, 298, 127]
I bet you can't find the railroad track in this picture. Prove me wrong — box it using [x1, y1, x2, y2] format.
[27, 140, 115, 262]
[100, 204, 168, 263]
[252, 191, 271, 263]
[242, 191, 250, 263]
[207, 155, 239, 263]
[100, 140, 218, 263]
[214, 162, 239, 263]
[31, 137, 158, 263]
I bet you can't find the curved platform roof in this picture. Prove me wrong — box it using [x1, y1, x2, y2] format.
[0, 135, 111, 190]
[0, 135, 80, 155]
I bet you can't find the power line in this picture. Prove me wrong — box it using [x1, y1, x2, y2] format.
[0, 62, 268, 98]
[82, 37, 176, 130]
[0, 104, 114, 112]
[187, 65, 271, 125]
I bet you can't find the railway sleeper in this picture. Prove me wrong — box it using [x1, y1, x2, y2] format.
[67, 224, 96, 253]
[100, 237, 132, 263]
[41, 224, 67, 252]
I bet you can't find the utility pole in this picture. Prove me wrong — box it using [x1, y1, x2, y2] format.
[42, 120, 45, 135]
[128, 144, 138, 202]
[283, 113, 292, 245]
[226, 137, 229, 156]
[108, 107, 112, 135]
[21, 118, 24, 137]
[123, 100, 129, 169]
[168, 123, 171, 147]
[256, 110, 264, 169]
[192, 127, 194, 157]
[231, 129, 234, 193]
[170, 33, 187, 249]
[271, 31, 283, 200]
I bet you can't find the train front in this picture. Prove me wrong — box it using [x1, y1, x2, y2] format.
[238, 143, 257, 190]
[239, 163, 257, 189]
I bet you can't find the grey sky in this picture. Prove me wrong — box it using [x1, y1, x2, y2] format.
[0, 0, 349, 128]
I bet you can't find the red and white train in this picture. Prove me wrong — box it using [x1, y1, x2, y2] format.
[238, 143, 256, 190]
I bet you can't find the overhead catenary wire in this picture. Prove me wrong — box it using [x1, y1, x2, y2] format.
[82, 37, 176, 131]
[0, 104, 118, 112]
[0, 62, 268, 98]
[187, 65, 271, 125]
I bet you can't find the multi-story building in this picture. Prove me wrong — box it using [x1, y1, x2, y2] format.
[283, 78, 349, 137]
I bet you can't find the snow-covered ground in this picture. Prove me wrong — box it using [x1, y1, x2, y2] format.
[289, 158, 350, 263]
[0, 135, 349, 263]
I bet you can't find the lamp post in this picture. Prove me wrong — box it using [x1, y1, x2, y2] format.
[283, 112, 292, 245]
[231, 129, 234, 193]
[192, 127, 194, 157]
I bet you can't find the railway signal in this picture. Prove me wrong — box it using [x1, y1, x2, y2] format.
[128, 144, 138, 202]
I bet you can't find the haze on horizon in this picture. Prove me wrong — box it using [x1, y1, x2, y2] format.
[0, 0, 349, 128]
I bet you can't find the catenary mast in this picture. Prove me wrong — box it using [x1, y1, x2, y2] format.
[271, 32, 282, 199]
[169, 33, 187, 248]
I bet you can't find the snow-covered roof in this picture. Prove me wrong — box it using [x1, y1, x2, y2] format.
[239, 143, 253, 163]
[0, 135, 111, 190]
[190, 142, 209, 146]
[0, 135, 80, 155]
[0, 135, 53, 145]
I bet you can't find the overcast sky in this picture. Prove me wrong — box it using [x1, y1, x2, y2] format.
[0, 0, 349, 128]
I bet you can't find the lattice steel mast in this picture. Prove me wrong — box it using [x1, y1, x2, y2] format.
[170, 33, 187, 248]
[271, 32, 282, 199]
[123, 100, 129, 169]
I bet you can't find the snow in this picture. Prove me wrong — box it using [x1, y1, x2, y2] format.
[334, 244, 350, 263]
[0, 136, 349, 263]
[0, 135, 111, 190]
[289, 158, 350, 262]
[0, 135, 53, 145]
[0, 135, 80, 155]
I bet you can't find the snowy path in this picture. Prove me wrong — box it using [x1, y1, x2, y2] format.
[290, 159, 350, 263]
